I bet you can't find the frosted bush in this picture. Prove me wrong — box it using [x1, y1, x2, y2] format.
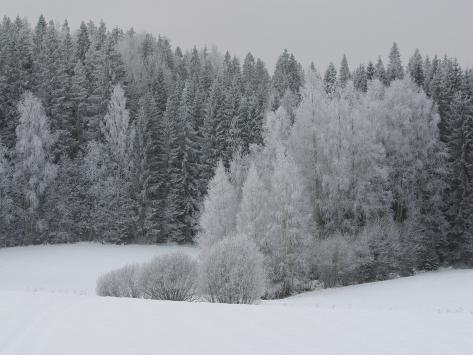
[200, 235, 266, 304]
[96, 263, 141, 298]
[138, 252, 198, 301]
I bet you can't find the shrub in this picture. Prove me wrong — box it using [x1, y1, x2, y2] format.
[138, 252, 198, 301]
[312, 235, 356, 288]
[200, 235, 265, 304]
[96, 263, 141, 298]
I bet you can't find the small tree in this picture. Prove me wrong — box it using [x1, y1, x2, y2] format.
[139, 253, 198, 301]
[236, 162, 268, 245]
[200, 235, 266, 304]
[198, 161, 238, 248]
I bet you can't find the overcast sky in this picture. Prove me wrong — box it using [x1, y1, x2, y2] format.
[3, 0, 473, 71]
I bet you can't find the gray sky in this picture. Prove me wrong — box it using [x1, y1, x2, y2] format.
[3, 0, 473, 71]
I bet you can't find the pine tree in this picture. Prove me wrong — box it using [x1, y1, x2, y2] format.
[366, 61, 376, 81]
[202, 76, 225, 180]
[353, 64, 368, 92]
[431, 57, 463, 141]
[339, 54, 351, 87]
[242, 52, 256, 91]
[176, 79, 202, 243]
[272, 49, 303, 109]
[444, 94, 473, 265]
[76, 21, 90, 62]
[70, 61, 88, 149]
[83, 45, 108, 141]
[143, 89, 167, 243]
[323, 62, 337, 95]
[42, 20, 75, 159]
[422, 56, 433, 94]
[0, 17, 33, 148]
[374, 56, 388, 85]
[131, 94, 153, 241]
[0, 142, 14, 244]
[31, 15, 48, 96]
[387, 42, 404, 83]
[408, 49, 424, 87]
[163, 81, 184, 241]
[87, 85, 136, 243]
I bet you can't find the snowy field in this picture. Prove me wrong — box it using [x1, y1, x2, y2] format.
[0, 242, 198, 295]
[1, 243, 472, 355]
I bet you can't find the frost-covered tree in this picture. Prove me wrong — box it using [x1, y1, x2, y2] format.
[377, 79, 447, 270]
[264, 149, 311, 297]
[374, 56, 388, 85]
[76, 21, 90, 62]
[290, 75, 389, 236]
[387, 42, 404, 83]
[130, 95, 153, 240]
[0, 16, 33, 148]
[408, 49, 425, 87]
[199, 161, 238, 248]
[338, 54, 351, 87]
[0, 142, 14, 243]
[323, 62, 338, 95]
[14, 92, 57, 243]
[85, 85, 136, 243]
[366, 61, 376, 81]
[444, 94, 473, 265]
[102, 85, 133, 168]
[353, 64, 368, 92]
[236, 162, 268, 245]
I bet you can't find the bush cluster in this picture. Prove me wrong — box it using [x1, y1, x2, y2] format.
[96, 240, 265, 305]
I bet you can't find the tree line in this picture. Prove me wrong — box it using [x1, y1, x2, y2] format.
[0, 14, 472, 285]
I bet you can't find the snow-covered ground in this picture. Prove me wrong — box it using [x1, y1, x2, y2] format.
[1, 243, 472, 355]
[0, 242, 197, 295]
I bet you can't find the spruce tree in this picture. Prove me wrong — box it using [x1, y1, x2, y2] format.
[387, 42, 404, 83]
[366, 61, 376, 81]
[131, 95, 153, 241]
[163, 81, 184, 242]
[323, 63, 338, 95]
[70, 61, 88, 149]
[76, 21, 90, 62]
[353, 64, 368, 92]
[375, 56, 388, 85]
[444, 94, 473, 265]
[176, 79, 202, 243]
[0, 17, 33, 147]
[339, 54, 351, 87]
[408, 49, 425, 87]
[144, 90, 168, 243]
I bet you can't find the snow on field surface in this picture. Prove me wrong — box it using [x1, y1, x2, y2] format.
[1, 243, 472, 355]
[0, 242, 197, 295]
